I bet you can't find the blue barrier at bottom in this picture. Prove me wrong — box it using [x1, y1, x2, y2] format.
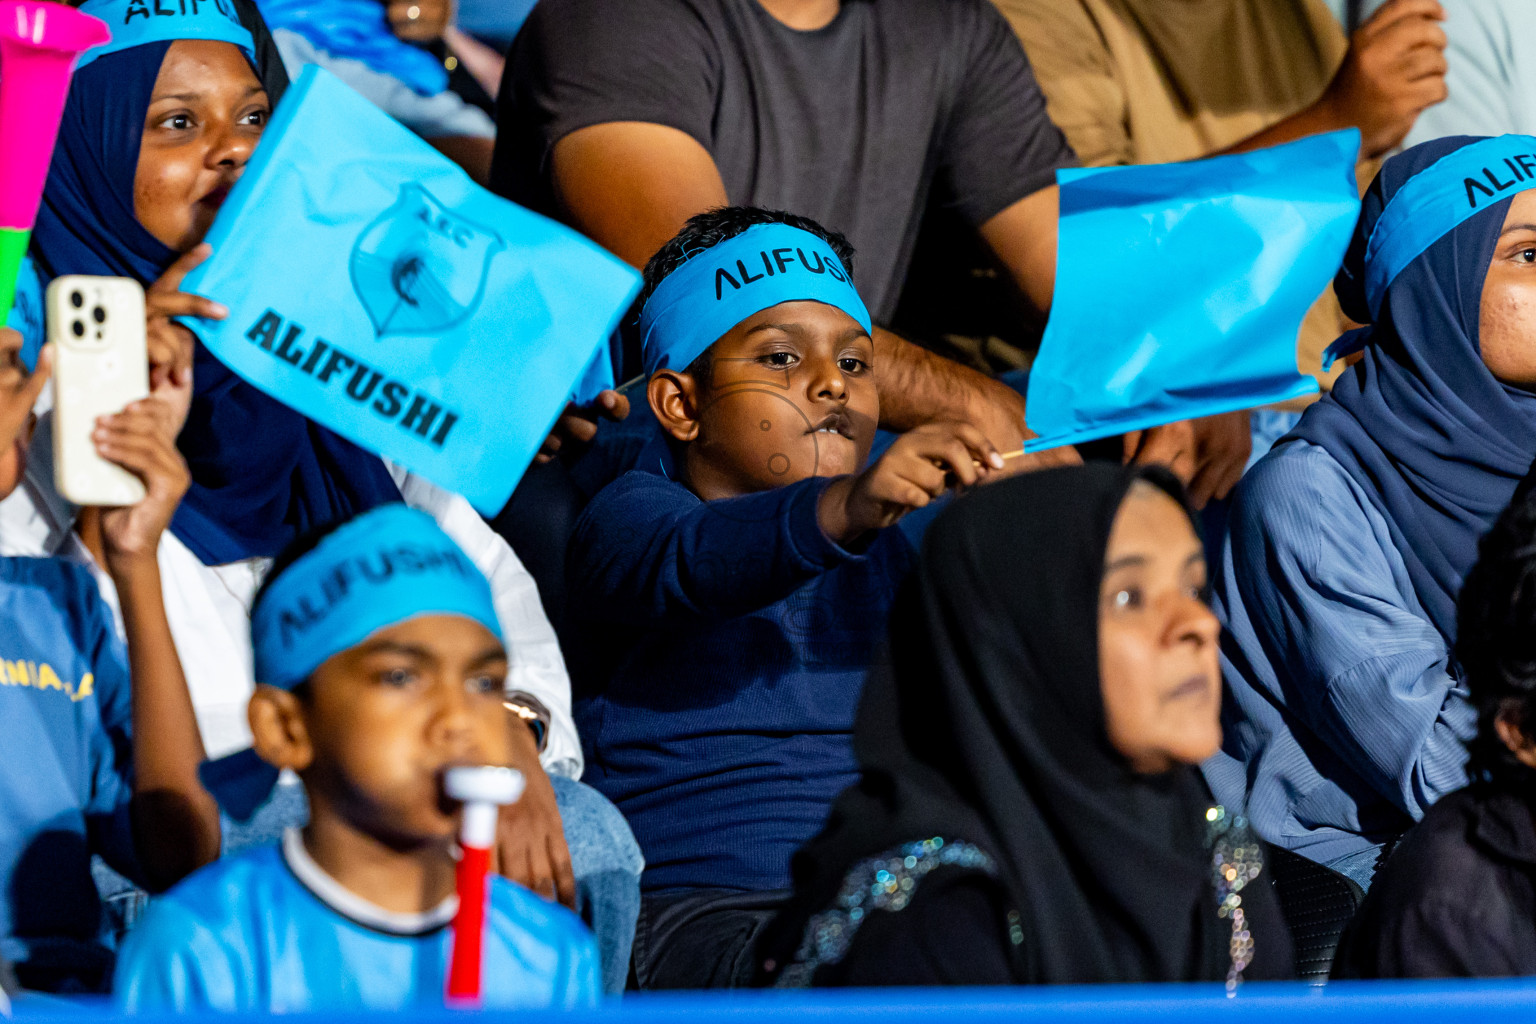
[16, 980, 1536, 1023]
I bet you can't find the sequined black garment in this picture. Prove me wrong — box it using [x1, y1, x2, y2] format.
[773, 838, 998, 987]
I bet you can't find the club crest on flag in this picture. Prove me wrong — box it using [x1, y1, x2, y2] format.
[181, 67, 640, 516]
[349, 183, 505, 339]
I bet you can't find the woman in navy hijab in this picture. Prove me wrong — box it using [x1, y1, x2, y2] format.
[31, 2, 400, 566]
[1207, 135, 1536, 891]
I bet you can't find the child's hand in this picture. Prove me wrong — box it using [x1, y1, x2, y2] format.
[93, 396, 191, 569]
[146, 243, 223, 436]
[819, 421, 1000, 544]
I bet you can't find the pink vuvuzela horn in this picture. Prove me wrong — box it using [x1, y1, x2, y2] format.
[0, 0, 110, 319]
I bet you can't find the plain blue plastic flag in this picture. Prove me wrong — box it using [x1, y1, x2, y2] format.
[181, 66, 640, 515]
[1024, 130, 1362, 452]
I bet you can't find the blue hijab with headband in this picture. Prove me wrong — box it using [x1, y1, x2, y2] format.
[32, 0, 401, 566]
[1286, 135, 1536, 642]
[204, 503, 503, 816]
[638, 221, 872, 378]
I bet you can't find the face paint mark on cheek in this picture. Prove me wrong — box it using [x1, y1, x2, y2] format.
[769, 453, 790, 475]
[759, 420, 772, 431]
[708, 357, 794, 391]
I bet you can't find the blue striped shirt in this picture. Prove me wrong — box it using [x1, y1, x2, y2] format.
[1204, 439, 1478, 865]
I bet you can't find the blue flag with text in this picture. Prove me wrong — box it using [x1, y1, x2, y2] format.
[1025, 130, 1362, 452]
[181, 66, 640, 514]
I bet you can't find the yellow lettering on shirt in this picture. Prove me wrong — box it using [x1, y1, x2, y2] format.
[0, 655, 93, 701]
[36, 663, 64, 691]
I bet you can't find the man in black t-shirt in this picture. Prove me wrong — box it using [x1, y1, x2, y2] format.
[494, 0, 1250, 492]
[501, 0, 1065, 336]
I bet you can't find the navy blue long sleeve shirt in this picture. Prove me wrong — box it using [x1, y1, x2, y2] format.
[565, 470, 915, 893]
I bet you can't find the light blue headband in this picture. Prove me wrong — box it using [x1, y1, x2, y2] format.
[1363, 135, 1536, 319]
[638, 222, 872, 377]
[75, 0, 255, 69]
[250, 504, 502, 691]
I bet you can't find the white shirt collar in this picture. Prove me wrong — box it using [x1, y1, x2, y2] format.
[281, 827, 458, 936]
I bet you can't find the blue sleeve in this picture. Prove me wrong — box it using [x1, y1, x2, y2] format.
[7, 255, 45, 372]
[568, 473, 866, 624]
[114, 899, 240, 1013]
[1224, 448, 1476, 819]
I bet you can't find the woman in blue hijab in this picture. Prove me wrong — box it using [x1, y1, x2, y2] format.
[1207, 134, 1536, 891]
[31, 0, 400, 566]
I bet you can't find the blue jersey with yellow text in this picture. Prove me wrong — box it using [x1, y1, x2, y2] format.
[0, 554, 136, 992]
[114, 834, 603, 1013]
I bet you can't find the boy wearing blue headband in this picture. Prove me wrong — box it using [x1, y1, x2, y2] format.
[113, 504, 600, 1012]
[566, 207, 1001, 988]
[0, 329, 216, 993]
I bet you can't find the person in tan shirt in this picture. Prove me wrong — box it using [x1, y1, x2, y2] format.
[994, 0, 1449, 384]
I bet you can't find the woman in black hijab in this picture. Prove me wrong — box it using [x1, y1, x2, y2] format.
[757, 464, 1293, 987]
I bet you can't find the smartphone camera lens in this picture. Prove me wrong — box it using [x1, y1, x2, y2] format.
[69, 291, 83, 309]
[92, 306, 106, 324]
[71, 320, 85, 338]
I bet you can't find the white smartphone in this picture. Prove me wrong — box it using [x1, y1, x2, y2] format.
[47, 275, 150, 507]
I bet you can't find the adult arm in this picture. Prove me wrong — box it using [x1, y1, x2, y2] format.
[533, 122, 724, 459]
[1217, 0, 1448, 159]
[1226, 446, 1475, 819]
[1001, 0, 1444, 162]
[495, 706, 576, 909]
[492, 0, 726, 452]
[551, 122, 729, 269]
[384, 0, 449, 42]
